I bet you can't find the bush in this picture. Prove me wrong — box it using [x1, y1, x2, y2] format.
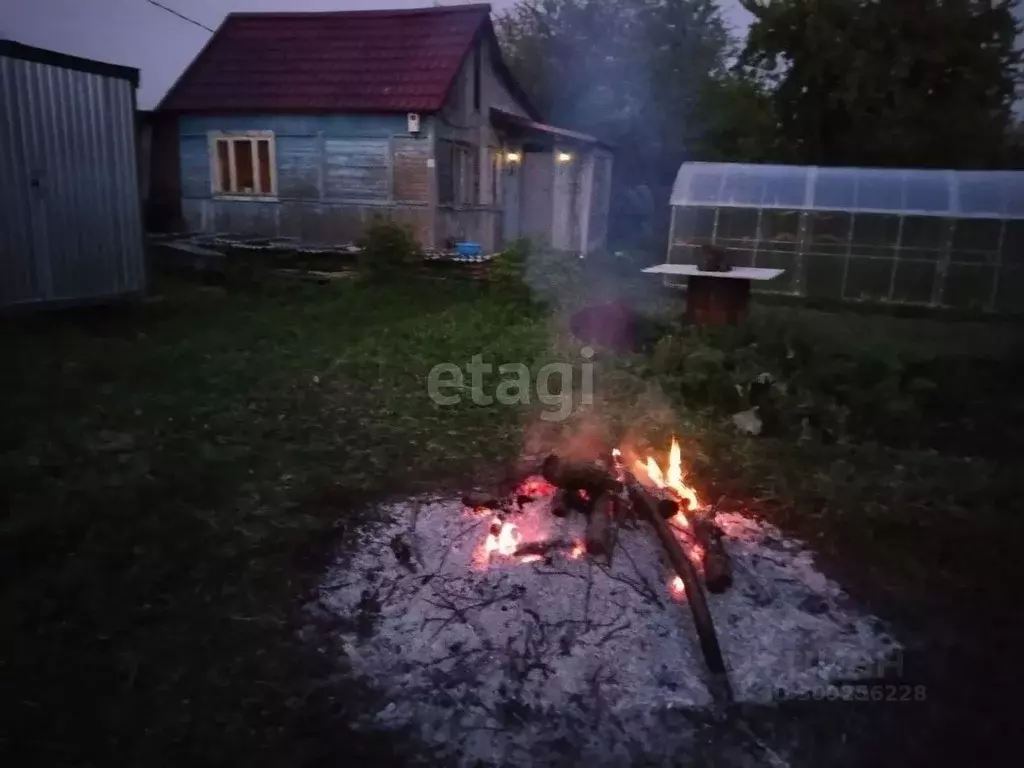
[491, 239, 530, 291]
[523, 247, 584, 302]
[357, 216, 419, 280]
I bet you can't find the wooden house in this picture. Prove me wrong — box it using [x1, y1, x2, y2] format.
[155, 3, 612, 254]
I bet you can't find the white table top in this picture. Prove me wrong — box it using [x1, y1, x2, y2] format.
[642, 264, 785, 281]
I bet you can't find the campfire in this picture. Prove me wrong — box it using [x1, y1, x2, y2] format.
[464, 437, 736, 698]
[316, 435, 901, 766]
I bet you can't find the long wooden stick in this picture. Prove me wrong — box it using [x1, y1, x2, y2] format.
[626, 479, 733, 703]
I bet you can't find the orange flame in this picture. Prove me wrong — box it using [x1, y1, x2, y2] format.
[643, 457, 665, 487]
[570, 541, 585, 560]
[482, 517, 522, 560]
[636, 437, 700, 512]
[670, 576, 686, 599]
[519, 476, 556, 497]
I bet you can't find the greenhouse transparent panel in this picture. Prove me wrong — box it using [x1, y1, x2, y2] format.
[666, 163, 1024, 312]
[844, 257, 894, 302]
[715, 208, 759, 245]
[891, 261, 937, 305]
[814, 169, 857, 209]
[805, 254, 846, 299]
[854, 172, 904, 212]
[672, 162, 812, 209]
[995, 268, 1024, 312]
[720, 170, 765, 206]
[1004, 221, 1024, 265]
[958, 174, 1005, 217]
[688, 170, 724, 204]
[899, 217, 946, 257]
[1005, 177, 1024, 216]
[950, 219, 1001, 264]
[851, 214, 900, 257]
[943, 264, 995, 310]
[760, 210, 801, 251]
[903, 172, 949, 213]
[671, 207, 716, 241]
[807, 211, 852, 255]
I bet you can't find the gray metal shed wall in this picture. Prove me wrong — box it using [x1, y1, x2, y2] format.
[1, 53, 144, 308]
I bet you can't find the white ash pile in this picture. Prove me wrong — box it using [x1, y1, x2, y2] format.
[312, 483, 899, 768]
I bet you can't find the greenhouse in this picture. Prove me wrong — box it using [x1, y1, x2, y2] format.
[667, 163, 1024, 313]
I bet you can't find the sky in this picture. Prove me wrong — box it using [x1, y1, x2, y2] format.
[3, 0, 754, 110]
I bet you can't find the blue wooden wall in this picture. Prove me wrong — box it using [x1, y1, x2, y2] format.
[178, 113, 426, 203]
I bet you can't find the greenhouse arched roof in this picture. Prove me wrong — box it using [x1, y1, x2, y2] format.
[670, 162, 1024, 219]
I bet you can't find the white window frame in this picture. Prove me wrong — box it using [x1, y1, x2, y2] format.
[208, 131, 278, 200]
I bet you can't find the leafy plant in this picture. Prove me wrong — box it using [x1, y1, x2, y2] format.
[357, 215, 420, 280]
[491, 238, 531, 292]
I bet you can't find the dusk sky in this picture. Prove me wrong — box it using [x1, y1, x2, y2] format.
[4, 0, 754, 110]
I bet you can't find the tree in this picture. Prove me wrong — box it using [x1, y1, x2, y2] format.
[738, 0, 1024, 168]
[698, 70, 783, 163]
[496, 1, 732, 243]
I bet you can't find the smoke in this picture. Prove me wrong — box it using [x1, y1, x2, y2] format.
[496, 2, 733, 451]
[498, 0, 731, 250]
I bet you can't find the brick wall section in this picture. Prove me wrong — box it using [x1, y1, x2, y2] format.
[392, 138, 431, 202]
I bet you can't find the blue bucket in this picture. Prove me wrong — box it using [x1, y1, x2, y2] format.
[456, 241, 482, 257]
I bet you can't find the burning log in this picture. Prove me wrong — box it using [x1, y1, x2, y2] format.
[624, 471, 732, 702]
[549, 489, 570, 518]
[513, 539, 573, 558]
[542, 454, 622, 496]
[691, 514, 733, 594]
[627, 482, 679, 521]
[585, 492, 616, 557]
[549, 488, 595, 518]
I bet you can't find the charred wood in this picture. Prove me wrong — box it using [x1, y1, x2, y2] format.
[585, 493, 615, 557]
[692, 515, 733, 594]
[626, 475, 732, 702]
[549, 489, 571, 518]
[513, 539, 573, 558]
[542, 454, 622, 496]
[462, 492, 503, 510]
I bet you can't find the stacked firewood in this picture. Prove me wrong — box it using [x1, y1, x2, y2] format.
[541, 451, 734, 700]
[540, 453, 732, 594]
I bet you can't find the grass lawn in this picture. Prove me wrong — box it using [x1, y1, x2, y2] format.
[0, 275, 550, 766]
[2, 264, 1023, 765]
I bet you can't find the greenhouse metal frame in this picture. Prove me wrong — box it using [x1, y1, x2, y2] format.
[667, 163, 1024, 313]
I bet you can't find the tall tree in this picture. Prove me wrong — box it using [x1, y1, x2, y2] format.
[496, 0, 732, 242]
[739, 0, 1024, 168]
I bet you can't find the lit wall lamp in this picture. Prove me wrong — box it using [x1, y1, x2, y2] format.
[505, 150, 522, 164]
[556, 151, 573, 164]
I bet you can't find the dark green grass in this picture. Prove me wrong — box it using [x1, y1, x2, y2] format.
[0, 276, 549, 766]
[3, 264, 1023, 766]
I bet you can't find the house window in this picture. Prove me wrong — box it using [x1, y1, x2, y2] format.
[438, 140, 478, 206]
[210, 132, 276, 196]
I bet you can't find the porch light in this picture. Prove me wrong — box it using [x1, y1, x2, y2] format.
[505, 150, 522, 164]
[557, 151, 573, 164]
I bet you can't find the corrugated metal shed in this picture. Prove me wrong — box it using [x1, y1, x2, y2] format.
[1, 40, 145, 309]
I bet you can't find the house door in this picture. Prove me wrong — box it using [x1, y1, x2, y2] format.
[502, 164, 522, 243]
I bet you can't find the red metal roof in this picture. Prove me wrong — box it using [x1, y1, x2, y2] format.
[159, 4, 497, 113]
